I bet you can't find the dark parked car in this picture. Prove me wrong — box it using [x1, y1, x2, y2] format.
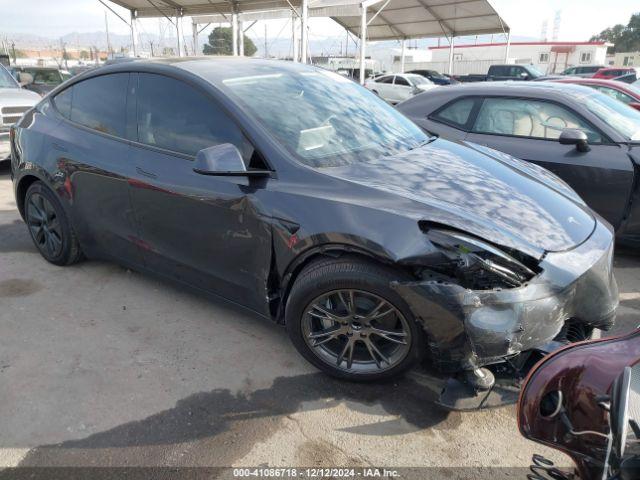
[398, 82, 640, 245]
[455, 64, 544, 83]
[11, 66, 65, 96]
[408, 69, 456, 85]
[10, 59, 618, 400]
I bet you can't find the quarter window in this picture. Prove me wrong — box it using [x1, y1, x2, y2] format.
[432, 98, 476, 129]
[473, 97, 602, 142]
[53, 87, 72, 119]
[135, 73, 256, 163]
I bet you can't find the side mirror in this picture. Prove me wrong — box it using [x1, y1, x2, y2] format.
[559, 128, 590, 152]
[17, 72, 33, 87]
[193, 143, 270, 177]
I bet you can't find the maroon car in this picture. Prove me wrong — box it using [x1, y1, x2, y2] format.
[553, 77, 640, 111]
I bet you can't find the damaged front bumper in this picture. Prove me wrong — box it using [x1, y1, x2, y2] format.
[392, 220, 618, 374]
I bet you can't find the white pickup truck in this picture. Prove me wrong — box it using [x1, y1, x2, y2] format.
[0, 64, 40, 161]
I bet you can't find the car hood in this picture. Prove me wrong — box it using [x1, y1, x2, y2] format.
[325, 138, 596, 259]
[0, 87, 41, 108]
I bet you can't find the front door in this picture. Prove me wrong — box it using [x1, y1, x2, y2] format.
[465, 96, 635, 228]
[127, 73, 272, 314]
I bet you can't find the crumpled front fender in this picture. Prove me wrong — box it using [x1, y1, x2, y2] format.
[392, 220, 618, 372]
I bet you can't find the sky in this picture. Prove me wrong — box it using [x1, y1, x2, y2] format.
[0, 0, 638, 44]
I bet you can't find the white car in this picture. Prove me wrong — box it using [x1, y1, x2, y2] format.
[364, 73, 438, 104]
[0, 64, 41, 161]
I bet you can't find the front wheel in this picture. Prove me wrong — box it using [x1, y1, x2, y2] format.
[286, 257, 424, 382]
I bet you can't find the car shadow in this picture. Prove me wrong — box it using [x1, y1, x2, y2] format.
[14, 370, 456, 468]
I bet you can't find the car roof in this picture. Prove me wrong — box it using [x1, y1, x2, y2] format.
[89, 56, 320, 81]
[420, 80, 593, 97]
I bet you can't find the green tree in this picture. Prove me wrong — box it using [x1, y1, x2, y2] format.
[590, 12, 640, 53]
[79, 50, 90, 60]
[202, 27, 257, 56]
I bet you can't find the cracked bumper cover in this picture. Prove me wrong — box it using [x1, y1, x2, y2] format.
[391, 220, 618, 372]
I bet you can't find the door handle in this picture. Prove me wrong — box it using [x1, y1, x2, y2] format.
[136, 167, 157, 179]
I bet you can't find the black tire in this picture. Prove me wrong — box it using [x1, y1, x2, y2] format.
[286, 256, 424, 382]
[24, 181, 83, 266]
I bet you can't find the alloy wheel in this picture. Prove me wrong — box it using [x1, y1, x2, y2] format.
[301, 289, 412, 374]
[26, 193, 63, 258]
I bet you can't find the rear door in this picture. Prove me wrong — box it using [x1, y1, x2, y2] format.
[127, 72, 272, 314]
[393, 75, 413, 102]
[465, 96, 635, 228]
[48, 73, 143, 265]
[374, 75, 394, 101]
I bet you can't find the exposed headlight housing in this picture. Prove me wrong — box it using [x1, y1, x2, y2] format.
[420, 227, 540, 290]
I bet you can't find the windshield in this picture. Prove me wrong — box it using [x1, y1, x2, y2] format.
[26, 69, 62, 85]
[572, 88, 640, 141]
[0, 64, 18, 88]
[222, 68, 428, 167]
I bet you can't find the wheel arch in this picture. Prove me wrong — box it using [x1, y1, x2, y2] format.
[274, 243, 409, 324]
[15, 173, 45, 220]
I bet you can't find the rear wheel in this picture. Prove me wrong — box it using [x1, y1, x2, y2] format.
[286, 257, 424, 381]
[24, 181, 83, 266]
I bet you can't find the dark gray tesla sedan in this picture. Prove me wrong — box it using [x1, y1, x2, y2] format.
[10, 58, 618, 400]
[397, 82, 640, 246]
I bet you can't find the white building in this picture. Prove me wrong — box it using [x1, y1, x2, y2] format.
[397, 41, 611, 75]
[612, 51, 639, 67]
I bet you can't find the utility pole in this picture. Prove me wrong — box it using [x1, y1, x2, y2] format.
[264, 24, 268, 58]
[105, 12, 112, 55]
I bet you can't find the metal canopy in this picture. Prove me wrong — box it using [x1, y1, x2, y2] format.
[108, 0, 509, 80]
[334, 0, 508, 41]
[110, 0, 508, 38]
[108, 0, 303, 18]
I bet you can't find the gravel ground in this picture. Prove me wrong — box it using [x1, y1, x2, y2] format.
[1, 163, 639, 478]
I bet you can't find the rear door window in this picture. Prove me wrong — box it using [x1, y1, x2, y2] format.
[53, 87, 72, 119]
[68, 73, 129, 138]
[395, 76, 410, 86]
[431, 98, 477, 129]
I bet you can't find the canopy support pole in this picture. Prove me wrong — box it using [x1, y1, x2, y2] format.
[292, 12, 299, 62]
[130, 10, 138, 57]
[448, 34, 455, 74]
[504, 30, 511, 62]
[232, 11, 239, 56]
[359, 4, 366, 84]
[300, 0, 309, 63]
[400, 38, 406, 72]
[175, 9, 184, 57]
[192, 21, 198, 56]
[239, 20, 244, 56]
